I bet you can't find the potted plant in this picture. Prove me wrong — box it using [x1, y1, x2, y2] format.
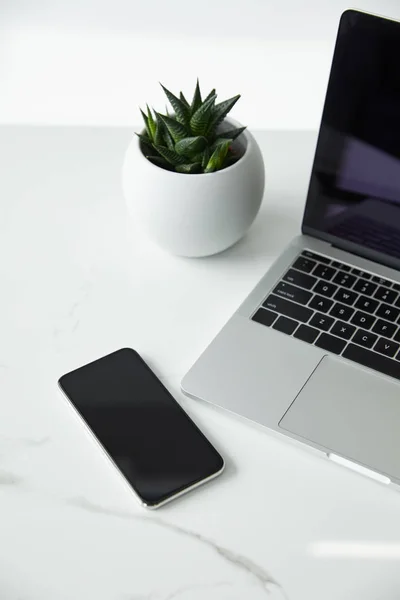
[122, 81, 265, 257]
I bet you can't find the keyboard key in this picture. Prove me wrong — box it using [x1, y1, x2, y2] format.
[393, 283, 400, 292]
[331, 321, 356, 340]
[309, 295, 334, 313]
[353, 329, 378, 349]
[315, 333, 347, 354]
[332, 260, 351, 272]
[354, 296, 379, 314]
[352, 268, 371, 279]
[372, 319, 397, 338]
[394, 295, 400, 308]
[372, 276, 391, 286]
[333, 288, 358, 305]
[302, 251, 330, 264]
[353, 279, 377, 296]
[313, 280, 338, 298]
[293, 324, 319, 343]
[252, 308, 277, 327]
[394, 329, 400, 343]
[273, 282, 313, 305]
[374, 338, 400, 358]
[292, 257, 317, 274]
[332, 272, 357, 288]
[343, 344, 400, 380]
[376, 303, 400, 323]
[329, 302, 355, 321]
[283, 269, 317, 290]
[272, 316, 298, 335]
[309, 312, 335, 332]
[263, 295, 313, 323]
[350, 310, 375, 330]
[358, 270, 372, 280]
[313, 264, 336, 281]
[374, 286, 398, 304]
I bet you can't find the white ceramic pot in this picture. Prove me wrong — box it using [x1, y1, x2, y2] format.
[122, 118, 265, 257]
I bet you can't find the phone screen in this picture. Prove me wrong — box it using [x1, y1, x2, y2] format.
[58, 348, 224, 507]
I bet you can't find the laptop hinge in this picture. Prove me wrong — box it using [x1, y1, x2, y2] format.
[331, 241, 400, 274]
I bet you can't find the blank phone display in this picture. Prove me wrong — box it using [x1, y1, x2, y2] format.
[59, 348, 223, 507]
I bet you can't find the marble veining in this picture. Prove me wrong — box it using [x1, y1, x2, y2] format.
[68, 496, 287, 598]
[0, 434, 50, 488]
[22, 436, 51, 447]
[0, 435, 50, 454]
[0, 437, 50, 489]
[52, 275, 95, 347]
[0, 469, 22, 486]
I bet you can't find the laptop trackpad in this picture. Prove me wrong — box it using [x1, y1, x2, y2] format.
[279, 355, 400, 481]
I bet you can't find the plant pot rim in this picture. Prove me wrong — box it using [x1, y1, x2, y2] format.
[136, 117, 252, 178]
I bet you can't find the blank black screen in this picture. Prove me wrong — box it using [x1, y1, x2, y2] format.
[59, 348, 223, 506]
[303, 10, 400, 267]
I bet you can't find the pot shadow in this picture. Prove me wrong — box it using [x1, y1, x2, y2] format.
[193, 196, 302, 266]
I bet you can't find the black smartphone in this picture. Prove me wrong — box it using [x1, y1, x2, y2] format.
[58, 348, 224, 508]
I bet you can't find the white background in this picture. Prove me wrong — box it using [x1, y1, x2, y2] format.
[1, 0, 400, 129]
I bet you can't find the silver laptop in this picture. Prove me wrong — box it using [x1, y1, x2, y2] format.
[182, 9, 400, 489]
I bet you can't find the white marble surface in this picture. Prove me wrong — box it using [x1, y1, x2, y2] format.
[1, 126, 400, 599]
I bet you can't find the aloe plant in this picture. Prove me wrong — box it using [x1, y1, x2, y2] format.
[137, 81, 246, 174]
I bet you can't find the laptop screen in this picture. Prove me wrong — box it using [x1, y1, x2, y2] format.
[302, 10, 400, 268]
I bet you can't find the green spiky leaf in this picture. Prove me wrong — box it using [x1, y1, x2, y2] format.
[190, 94, 217, 136]
[207, 95, 241, 136]
[146, 105, 157, 139]
[152, 144, 187, 166]
[164, 129, 175, 150]
[136, 82, 245, 174]
[180, 92, 190, 108]
[217, 126, 246, 141]
[191, 151, 204, 163]
[210, 137, 233, 152]
[175, 136, 207, 157]
[136, 132, 153, 154]
[191, 79, 202, 115]
[145, 155, 172, 169]
[140, 109, 151, 138]
[201, 147, 210, 169]
[160, 84, 190, 126]
[203, 88, 216, 103]
[204, 140, 231, 173]
[176, 163, 203, 174]
[154, 112, 165, 146]
[136, 132, 151, 145]
[158, 114, 188, 143]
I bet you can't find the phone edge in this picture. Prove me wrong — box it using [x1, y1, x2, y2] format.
[144, 459, 225, 510]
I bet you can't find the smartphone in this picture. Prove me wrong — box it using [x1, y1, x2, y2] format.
[58, 348, 224, 508]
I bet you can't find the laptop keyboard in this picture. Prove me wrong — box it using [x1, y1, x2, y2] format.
[252, 250, 400, 381]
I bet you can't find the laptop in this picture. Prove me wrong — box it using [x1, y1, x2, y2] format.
[182, 9, 400, 489]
